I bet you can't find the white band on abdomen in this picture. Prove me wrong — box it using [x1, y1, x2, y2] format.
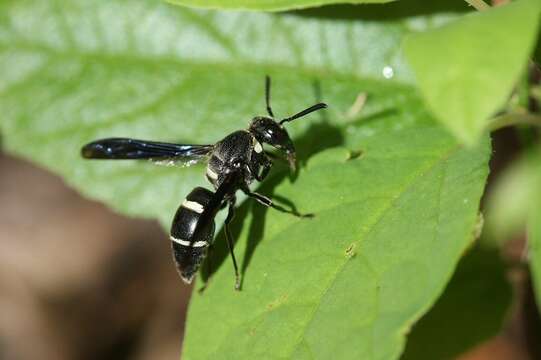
[170, 236, 208, 247]
[182, 200, 205, 214]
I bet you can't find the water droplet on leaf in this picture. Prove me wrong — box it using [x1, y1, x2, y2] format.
[382, 66, 394, 79]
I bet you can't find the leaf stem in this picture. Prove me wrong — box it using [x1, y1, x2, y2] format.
[489, 113, 541, 131]
[464, 0, 491, 11]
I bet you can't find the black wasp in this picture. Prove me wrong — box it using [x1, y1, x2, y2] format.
[81, 77, 327, 290]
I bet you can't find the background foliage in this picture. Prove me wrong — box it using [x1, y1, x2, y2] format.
[1, 0, 540, 359]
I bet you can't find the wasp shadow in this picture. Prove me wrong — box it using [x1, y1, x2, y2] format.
[348, 108, 399, 128]
[200, 116, 343, 291]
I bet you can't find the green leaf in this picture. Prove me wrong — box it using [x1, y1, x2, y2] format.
[403, 0, 541, 145]
[402, 245, 511, 360]
[0, 0, 491, 359]
[167, 0, 394, 12]
[185, 132, 489, 360]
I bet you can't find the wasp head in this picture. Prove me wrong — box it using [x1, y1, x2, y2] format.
[249, 116, 296, 170]
[248, 102, 327, 171]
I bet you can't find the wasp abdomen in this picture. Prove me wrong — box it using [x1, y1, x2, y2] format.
[170, 187, 216, 284]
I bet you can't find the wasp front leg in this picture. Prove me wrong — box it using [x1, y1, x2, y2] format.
[247, 149, 272, 183]
[257, 155, 273, 182]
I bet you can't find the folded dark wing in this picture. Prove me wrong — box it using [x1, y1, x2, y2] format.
[81, 137, 213, 167]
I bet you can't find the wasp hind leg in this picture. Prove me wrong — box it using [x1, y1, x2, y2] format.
[224, 198, 241, 291]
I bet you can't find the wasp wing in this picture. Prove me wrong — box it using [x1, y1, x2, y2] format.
[81, 137, 213, 167]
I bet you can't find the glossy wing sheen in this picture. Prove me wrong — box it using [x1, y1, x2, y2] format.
[81, 137, 213, 166]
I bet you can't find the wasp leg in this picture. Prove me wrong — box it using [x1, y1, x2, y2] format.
[264, 151, 284, 162]
[224, 198, 241, 291]
[252, 154, 272, 182]
[263, 152, 292, 173]
[242, 187, 314, 218]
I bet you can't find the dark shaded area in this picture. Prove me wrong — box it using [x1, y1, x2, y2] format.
[44, 238, 158, 360]
[102, 326, 145, 360]
[522, 275, 541, 360]
[348, 108, 398, 128]
[0, 153, 191, 360]
[532, 31, 541, 74]
[295, 117, 343, 168]
[402, 245, 512, 360]
[295, 79, 342, 168]
[505, 61, 541, 360]
[293, 0, 471, 21]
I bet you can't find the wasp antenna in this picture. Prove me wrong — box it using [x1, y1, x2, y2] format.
[279, 103, 327, 125]
[265, 75, 274, 118]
